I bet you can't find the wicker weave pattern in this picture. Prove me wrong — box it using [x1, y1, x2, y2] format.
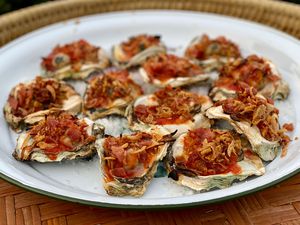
[0, 0, 300, 46]
[0, 174, 300, 225]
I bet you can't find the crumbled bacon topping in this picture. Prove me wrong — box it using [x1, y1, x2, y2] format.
[216, 87, 290, 154]
[8, 76, 66, 118]
[103, 132, 165, 181]
[134, 86, 207, 125]
[142, 53, 203, 82]
[283, 123, 294, 132]
[42, 39, 99, 72]
[214, 55, 280, 91]
[21, 111, 95, 160]
[185, 34, 241, 60]
[176, 128, 242, 176]
[120, 34, 161, 61]
[84, 70, 143, 109]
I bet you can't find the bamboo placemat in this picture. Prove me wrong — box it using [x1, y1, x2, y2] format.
[0, 0, 300, 224]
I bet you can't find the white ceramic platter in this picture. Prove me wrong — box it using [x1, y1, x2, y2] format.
[0, 10, 300, 209]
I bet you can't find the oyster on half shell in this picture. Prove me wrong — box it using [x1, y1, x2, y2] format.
[3, 76, 82, 131]
[112, 34, 166, 68]
[167, 128, 265, 192]
[41, 39, 110, 80]
[83, 69, 143, 120]
[209, 55, 290, 101]
[13, 110, 104, 162]
[96, 126, 173, 197]
[139, 53, 210, 87]
[184, 34, 241, 72]
[126, 86, 212, 137]
[206, 87, 290, 161]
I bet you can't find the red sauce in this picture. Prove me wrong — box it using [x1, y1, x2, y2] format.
[143, 53, 203, 82]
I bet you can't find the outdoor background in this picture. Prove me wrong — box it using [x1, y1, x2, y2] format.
[0, 0, 298, 15]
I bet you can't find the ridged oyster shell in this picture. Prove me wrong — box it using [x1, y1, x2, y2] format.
[3, 77, 82, 131]
[13, 111, 104, 162]
[167, 129, 265, 191]
[96, 126, 173, 196]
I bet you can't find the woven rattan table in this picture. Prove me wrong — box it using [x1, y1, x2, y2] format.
[0, 0, 300, 224]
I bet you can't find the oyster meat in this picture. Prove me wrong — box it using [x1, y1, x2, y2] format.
[96, 126, 173, 196]
[185, 34, 241, 72]
[112, 34, 166, 68]
[126, 86, 212, 137]
[167, 128, 265, 191]
[139, 53, 210, 87]
[3, 76, 82, 131]
[13, 110, 104, 162]
[41, 39, 110, 80]
[83, 69, 143, 120]
[206, 87, 290, 161]
[209, 55, 290, 101]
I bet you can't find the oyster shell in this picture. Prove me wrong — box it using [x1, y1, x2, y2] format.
[206, 87, 289, 161]
[209, 55, 290, 101]
[3, 76, 82, 131]
[13, 111, 104, 162]
[41, 39, 110, 80]
[112, 34, 166, 68]
[185, 34, 241, 72]
[96, 126, 173, 196]
[126, 86, 212, 137]
[83, 69, 143, 120]
[167, 128, 265, 192]
[139, 53, 210, 87]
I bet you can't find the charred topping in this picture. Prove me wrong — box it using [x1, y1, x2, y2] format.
[175, 128, 242, 176]
[214, 55, 281, 91]
[120, 34, 161, 61]
[134, 86, 208, 125]
[216, 87, 290, 155]
[7, 76, 67, 118]
[102, 132, 170, 182]
[84, 70, 143, 109]
[185, 34, 241, 60]
[19, 111, 95, 160]
[42, 39, 99, 72]
[142, 53, 204, 82]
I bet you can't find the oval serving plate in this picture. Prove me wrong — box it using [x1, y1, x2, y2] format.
[0, 10, 300, 209]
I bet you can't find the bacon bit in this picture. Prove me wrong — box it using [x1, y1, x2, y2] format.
[135, 86, 207, 125]
[295, 137, 298, 141]
[21, 111, 95, 160]
[120, 34, 161, 61]
[103, 132, 166, 180]
[185, 34, 241, 60]
[84, 70, 143, 109]
[177, 128, 241, 176]
[143, 53, 204, 82]
[216, 87, 291, 156]
[7, 76, 66, 118]
[283, 123, 294, 132]
[214, 55, 281, 92]
[42, 39, 99, 72]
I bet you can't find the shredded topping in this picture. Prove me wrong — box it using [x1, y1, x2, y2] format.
[42, 39, 99, 72]
[143, 53, 203, 82]
[134, 86, 207, 125]
[84, 70, 143, 109]
[120, 34, 161, 61]
[216, 87, 290, 154]
[8, 76, 68, 118]
[185, 34, 241, 60]
[283, 123, 294, 132]
[103, 132, 165, 181]
[176, 128, 242, 176]
[214, 55, 280, 91]
[20, 111, 95, 160]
